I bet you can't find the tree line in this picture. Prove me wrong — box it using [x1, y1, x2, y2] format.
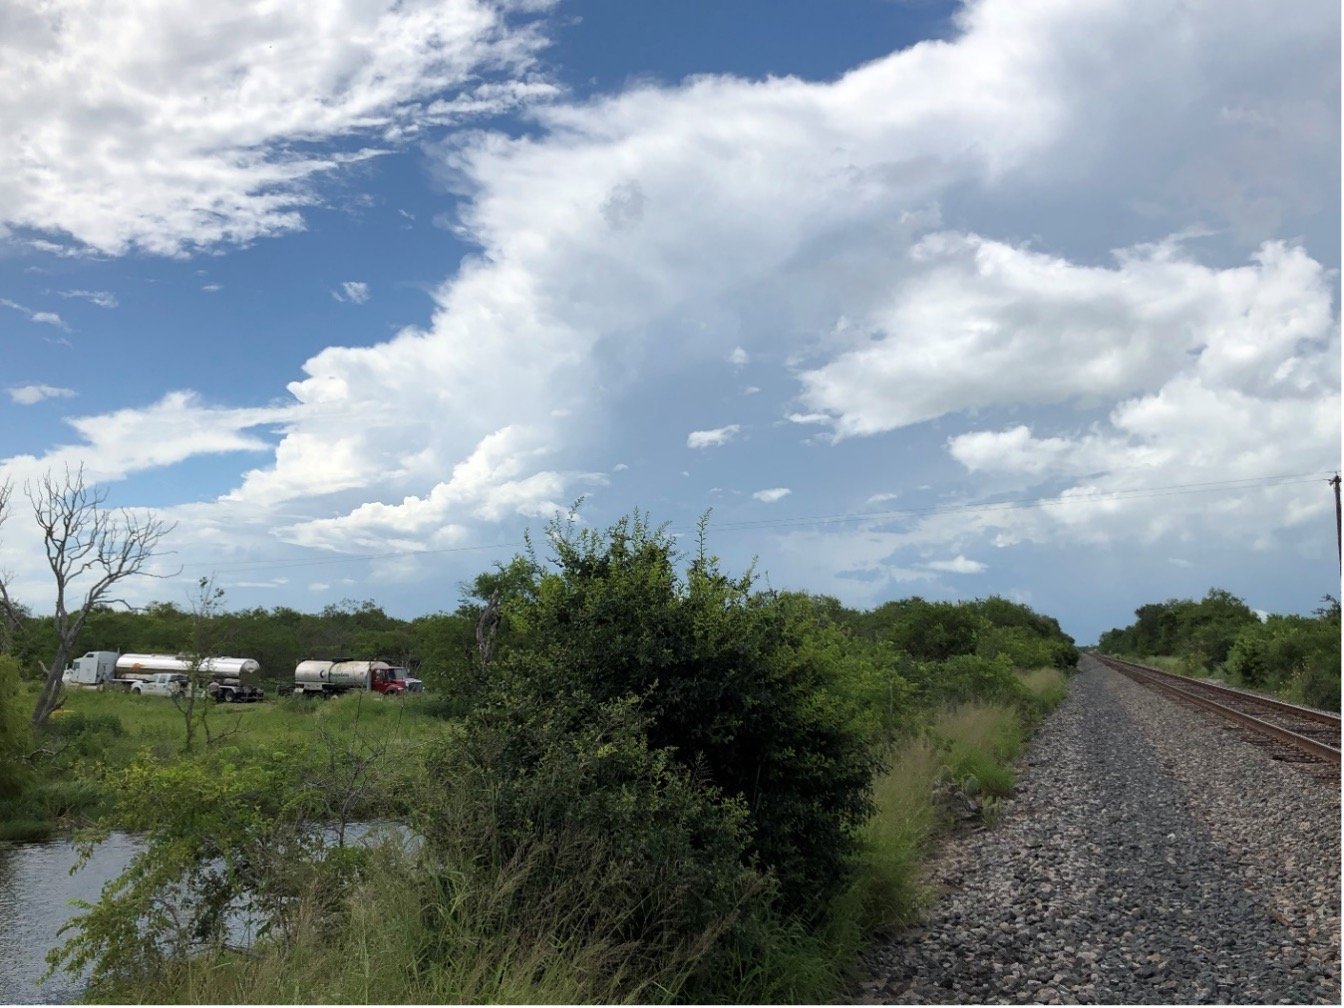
[1097, 588, 1340, 709]
[4, 552, 1080, 713]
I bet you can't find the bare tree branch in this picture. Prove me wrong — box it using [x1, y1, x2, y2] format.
[27, 464, 178, 730]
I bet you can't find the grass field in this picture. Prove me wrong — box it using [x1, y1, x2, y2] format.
[1, 682, 445, 841]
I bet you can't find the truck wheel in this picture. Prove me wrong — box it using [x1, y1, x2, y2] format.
[222, 691, 233, 703]
[131, 686, 142, 695]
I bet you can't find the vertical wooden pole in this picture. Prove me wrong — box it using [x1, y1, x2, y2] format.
[1331, 473, 1341, 573]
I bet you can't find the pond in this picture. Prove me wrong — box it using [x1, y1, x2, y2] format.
[0, 822, 414, 1004]
[0, 832, 138, 1004]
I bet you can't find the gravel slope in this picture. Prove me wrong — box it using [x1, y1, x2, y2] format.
[857, 656, 1341, 1004]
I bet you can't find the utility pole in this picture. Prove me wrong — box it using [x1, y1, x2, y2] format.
[1332, 473, 1341, 573]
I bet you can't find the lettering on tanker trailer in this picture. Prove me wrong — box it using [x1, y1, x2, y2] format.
[294, 659, 408, 697]
[62, 651, 265, 701]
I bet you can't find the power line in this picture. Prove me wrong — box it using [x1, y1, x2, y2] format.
[177, 468, 1334, 576]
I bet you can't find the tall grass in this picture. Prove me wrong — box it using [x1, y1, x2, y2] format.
[847, 737, 944, 932]
[930, 703, 1024, 798]
[1016, 666, 1068, 709]
[831, 671, 1073, 989]
[88, 834, 720, 1004]
[5, 687, 444, 838]
[1140, 654, 1211, 677]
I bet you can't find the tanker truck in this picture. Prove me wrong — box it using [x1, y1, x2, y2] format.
[293, 659, 409, 697]
[62, 651, 265, 702]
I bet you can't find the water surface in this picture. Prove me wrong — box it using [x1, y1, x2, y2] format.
[0, 833, 138, 1005]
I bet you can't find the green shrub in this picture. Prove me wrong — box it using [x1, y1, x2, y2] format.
[417, 695, 763, 996]
[42, 710, 128, 766]
[1290, 650, 1341, 710]
[0, 656, 32, 800]
[502, 511, 877, 917]
[1227, 610, 1340, 708]
[904, 653, 1023, 708]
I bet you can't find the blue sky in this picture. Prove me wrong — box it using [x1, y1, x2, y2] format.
[1, 0, 1339, 644]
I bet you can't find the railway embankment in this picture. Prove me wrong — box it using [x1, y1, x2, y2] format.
[857, 655, 1341, 1004]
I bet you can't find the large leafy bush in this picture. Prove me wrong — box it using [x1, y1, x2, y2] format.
[417, 694, 763, 985]
[493, 512, 878, 916]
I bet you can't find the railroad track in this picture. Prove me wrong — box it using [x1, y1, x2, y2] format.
[1094, 654, 1341, 773]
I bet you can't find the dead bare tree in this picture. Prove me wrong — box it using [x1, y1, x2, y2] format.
[20, 465, 177, 729]
[173, 577, 243, 752]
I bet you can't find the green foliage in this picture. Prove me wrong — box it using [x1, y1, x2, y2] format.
[846, 595, 1078, 670]
[857, 597, 983, 661]
[813, 636, 917, 746]
[1102, 589, 1339, 709]
[1098, 588, 1258, 667]
[418, 695, 762, 995]
[496, 511, 878, 916]
[900, 652, 1024, 708]
[49, 713, 421, 999]
[50, 697, 756, 1004]
[51, 752, 293, 994]
[406, 610, 476, 699]
[0, 656, 33, 800]
[1225, 603, 1341, 708]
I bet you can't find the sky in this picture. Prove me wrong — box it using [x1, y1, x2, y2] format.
[0, 0, 1339, 646]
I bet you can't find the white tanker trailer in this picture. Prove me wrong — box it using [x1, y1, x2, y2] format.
[63, 651, 265, 702]
[294, 659, 409, 697]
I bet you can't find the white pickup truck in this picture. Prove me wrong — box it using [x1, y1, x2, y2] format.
[129, 673, 191, 697]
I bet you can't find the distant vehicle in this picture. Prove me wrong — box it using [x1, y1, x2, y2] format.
[130, 672, 191, 698]
[63, 651, 265, 702]
[294, 659, 409, 697]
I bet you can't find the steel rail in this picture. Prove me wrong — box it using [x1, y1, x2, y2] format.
[1100, 655, 1341, 727]
[1095, 654, 1341, 767]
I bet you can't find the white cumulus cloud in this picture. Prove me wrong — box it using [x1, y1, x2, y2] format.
[7, 384, 76, 405]
[334, 281, 371, 304]
[0, 0, 557, 256]
[687, 425, 742, 449]
[753, 487, 791, 503]
[925, 555, 987, 574]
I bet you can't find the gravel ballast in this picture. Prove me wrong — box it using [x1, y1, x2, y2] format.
[858, 655, 1341, 1004]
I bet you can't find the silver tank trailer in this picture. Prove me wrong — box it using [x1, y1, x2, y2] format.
[116, 654, 261, 680]
[294, 659, 405, 696]
[108, 653, 265, 702]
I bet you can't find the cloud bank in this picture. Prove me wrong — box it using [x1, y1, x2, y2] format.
[0, 0, 1337, 611]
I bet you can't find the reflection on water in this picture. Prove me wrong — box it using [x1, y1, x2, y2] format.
[0, 823, 413, 1004]
[0, 833, 139, 1005]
